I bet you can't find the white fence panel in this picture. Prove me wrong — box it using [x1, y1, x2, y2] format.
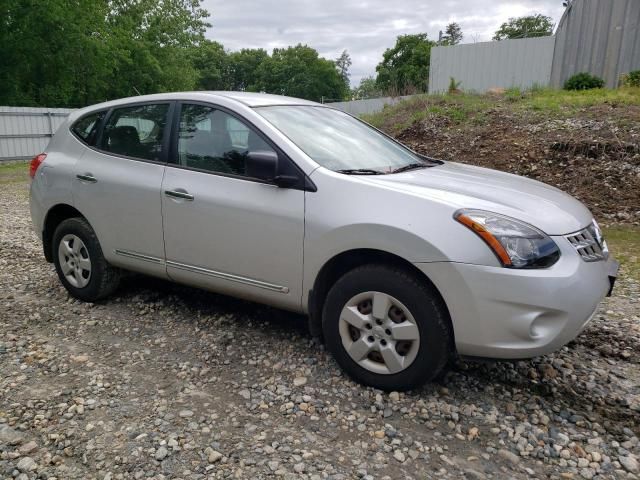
[428, 37, 556, 94]
[327, 95, 415, 116]
[0, 107, 75, 161]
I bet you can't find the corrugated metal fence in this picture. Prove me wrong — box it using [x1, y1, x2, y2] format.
[327, 95, 414, 116]
[551, 0, 640, 88]
[0, 107, 74, 161]
[428, 36, 556, 94]
[429, 0, 640, 93]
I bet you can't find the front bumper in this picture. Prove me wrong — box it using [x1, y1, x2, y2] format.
[416, 236, 617, 359]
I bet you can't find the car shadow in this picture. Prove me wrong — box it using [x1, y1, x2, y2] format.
[114, 273, 311, 337]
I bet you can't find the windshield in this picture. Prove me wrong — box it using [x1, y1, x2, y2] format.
[256, 105, 434, 173]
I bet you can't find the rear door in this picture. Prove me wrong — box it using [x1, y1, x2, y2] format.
[160, 102, 305, 310]
[72, 102, 173, 278]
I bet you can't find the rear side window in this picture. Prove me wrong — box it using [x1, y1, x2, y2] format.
[101, 104, 169, 162]
[71, 111, 105, 146]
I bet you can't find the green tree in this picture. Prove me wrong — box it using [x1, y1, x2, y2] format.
[191, 40, 231, 90]
[351, 76, 381, 99]
[0, 0, 113, 106]
[105, 0, 210, 97]
[493, 14, 553, 40]
[0, 0, 210, 107]
[335, 50, 352, 91]
[441, 22, 463, 45]
[254, 44, 347, 102]
[227, 48, 269, 90]
[375, 33, 434, 94]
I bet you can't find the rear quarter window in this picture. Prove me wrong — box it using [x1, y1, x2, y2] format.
[71, 111, 105, 146]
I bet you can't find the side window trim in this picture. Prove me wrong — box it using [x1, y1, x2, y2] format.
[169, 100, 316, 192]
[92, 100, 175, 165]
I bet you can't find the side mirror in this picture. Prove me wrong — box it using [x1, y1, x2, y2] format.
[246, 150, 277, 180]
[246, 150, 299, 188]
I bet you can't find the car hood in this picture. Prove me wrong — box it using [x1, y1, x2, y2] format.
[364, 161, 593, 235]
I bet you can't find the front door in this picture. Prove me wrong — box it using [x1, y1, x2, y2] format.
[161, 103, 305, 310]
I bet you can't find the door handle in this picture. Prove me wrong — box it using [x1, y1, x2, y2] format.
[76, 173, 97, 183]
[164, 190, 194, 201]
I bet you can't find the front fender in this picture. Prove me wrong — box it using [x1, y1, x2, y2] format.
[302, 223, 447, 310]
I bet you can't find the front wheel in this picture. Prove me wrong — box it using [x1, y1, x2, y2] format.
[322, 264, 452, 391]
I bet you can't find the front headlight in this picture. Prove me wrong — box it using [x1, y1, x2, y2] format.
[454, 209, 560, 268]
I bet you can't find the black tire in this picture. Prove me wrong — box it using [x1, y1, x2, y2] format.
[52, 217, 120, 302]
[322, 264, 452, 391]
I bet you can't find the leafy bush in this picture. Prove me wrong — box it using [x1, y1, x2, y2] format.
[448, 77, 462, 94]
[622, 70, 640, 88]
[564, 72, 605, 91]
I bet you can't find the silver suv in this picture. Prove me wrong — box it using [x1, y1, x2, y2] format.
[30, 92, 618, 390]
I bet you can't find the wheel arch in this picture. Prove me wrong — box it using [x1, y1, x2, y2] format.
[307, 248, 454, 347]
[42, 204, 89, 262]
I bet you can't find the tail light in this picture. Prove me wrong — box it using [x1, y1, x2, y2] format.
[29, 153, 47, 179]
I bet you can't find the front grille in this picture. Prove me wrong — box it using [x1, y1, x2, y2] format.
[565, 223, 607, 262]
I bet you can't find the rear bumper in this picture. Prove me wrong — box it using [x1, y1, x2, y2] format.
[415, 237, 615, 359]
[29, 180, 44, 240]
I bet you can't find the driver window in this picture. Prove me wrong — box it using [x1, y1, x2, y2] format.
[178, 104, 273, 176]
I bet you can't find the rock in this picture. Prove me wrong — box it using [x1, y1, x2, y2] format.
[293, 377, 307, 387]
[238, 389, 251, 400]
[0, 425, 24, 445]
[293, 463, 305, 473]
[393, 450, 406, 462]
[16, 456, 37, 472]
[555, 432, 570, 447]
[619, 456, 639, 473]
[464, 469, 487, 480]
[498, 449, 520, 465]
[206, 448, 223, 463]
[389, 391, 400, 402]
[155, 446, 168, 460]
[540, 364, 558, 379]
[70, 354, 89, 363]
[579, 468, 595, 479]
[18, 441, 38, 454]
[374, 430, 385, 439]
[178, 409, 193, 418]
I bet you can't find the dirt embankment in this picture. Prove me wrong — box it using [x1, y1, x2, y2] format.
[387, 102, 640, 225]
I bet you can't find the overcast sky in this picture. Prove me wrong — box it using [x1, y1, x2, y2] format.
[201, 0, 566, 87]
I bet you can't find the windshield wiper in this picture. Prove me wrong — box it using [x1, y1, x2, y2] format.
[390, 163, 429, 174]
[336, 168, 385, 175]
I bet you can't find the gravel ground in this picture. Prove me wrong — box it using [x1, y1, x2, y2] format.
[1, 180, 639, 480]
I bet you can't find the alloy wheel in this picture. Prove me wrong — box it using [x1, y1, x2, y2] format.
[57, 234, 92, 288]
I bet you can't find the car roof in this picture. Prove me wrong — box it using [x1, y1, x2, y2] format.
[203, 91, 320, 107]
[74, 91, 321, 116]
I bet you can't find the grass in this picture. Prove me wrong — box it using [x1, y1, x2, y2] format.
[362, 87, 640, 132]
[0, 160, 29, 184]
[520, 86, 640, 113]
[604, 227, 640, 283]
[362, 93, 495, 133]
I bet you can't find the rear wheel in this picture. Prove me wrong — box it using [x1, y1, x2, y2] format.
[52, 218, 120, 301]
[322, 264, 452, 391]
